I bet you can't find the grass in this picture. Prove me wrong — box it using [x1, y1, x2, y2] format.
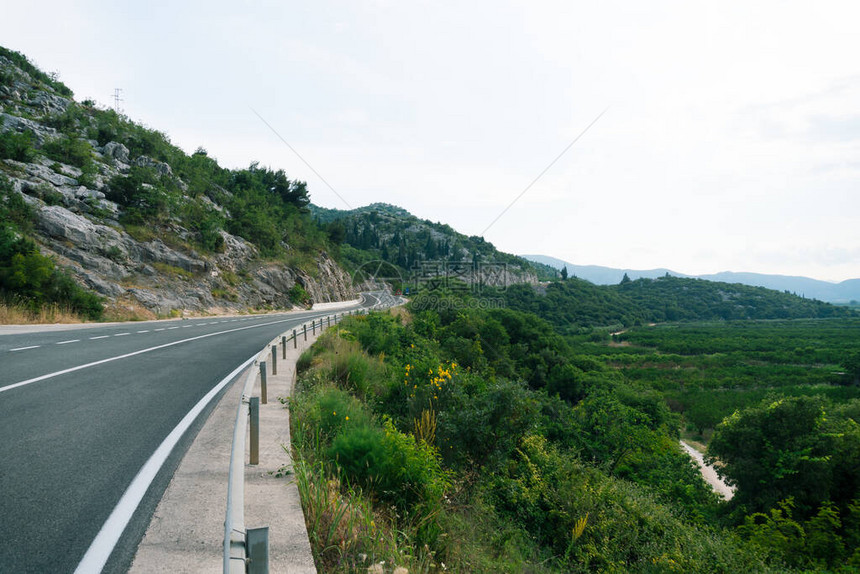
[124, 224, 157, 243]
[101, 297, 156, 321]
[0, 301, 90, 324]
[293, 458, 413, 572]
[211, 287, 238, 301]
[151, 262, 195, 281]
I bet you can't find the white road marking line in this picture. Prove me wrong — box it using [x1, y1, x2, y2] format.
[154, 328, 165, 332]
[56, 340, 80, 345]
[196, 323, 207, 326]
[11, 345, 40, 351]
[114, 333, 130, 337]
[137, 330, 149, 333]
[90, 335, 109, 340]
[182, 325, 192, 328]
[73, 354, 257, 574]
[167, 327, 179, 330]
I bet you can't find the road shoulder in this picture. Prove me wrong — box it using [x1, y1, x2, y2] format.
[129, 327, 320, 572]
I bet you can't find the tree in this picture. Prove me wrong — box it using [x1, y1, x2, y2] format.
[843, 352, 860, 385]
[706, 396, 834, 518]
[326, 221, 346, 245]
[560, 266, 568, 280]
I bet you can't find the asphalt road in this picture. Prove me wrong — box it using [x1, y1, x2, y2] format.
[0, 295, 386, 573]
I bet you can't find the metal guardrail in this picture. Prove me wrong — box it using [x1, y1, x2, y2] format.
[223, 308, 366, 573]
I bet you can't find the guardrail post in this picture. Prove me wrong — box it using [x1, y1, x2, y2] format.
[303, 324, 307, 341]
[259, 362, 267, 404]
[312, 320, 316, 335]
[246, 527, 270, 574]
[293, 329, 297, 348]
[327, 315, 331, 327]
[281, 336, 286, 359]
[249, 397, 260, 465]
[271, 345, 278, 376]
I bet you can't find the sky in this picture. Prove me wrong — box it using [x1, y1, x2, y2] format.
[3, 1, 859, 281]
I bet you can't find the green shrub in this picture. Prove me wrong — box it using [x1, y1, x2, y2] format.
[24, 182, 63, 205]
[288, 283, 310, 306]
[0, 130, 36, 162]
[300, 387, 373, 444]
[328, 417, 449, 512]
[44, 107, 84, 131]
[77, 160, 98, 189]
[0, 227, 102, 320]
[42, 134, 92, 168]
[1, 175, 33, 231]
[106, 166, 175, 223]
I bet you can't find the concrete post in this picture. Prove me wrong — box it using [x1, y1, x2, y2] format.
[260, 362, 267, 405]
[281, 336, 286, 359]
[303, 324, 307, 341]
[271, 345, 278, 376]
[249, 397, 260, 465]
[293, 329, 297, 348]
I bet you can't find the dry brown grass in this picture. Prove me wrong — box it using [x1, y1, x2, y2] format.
[101, 297, 157, 322]
[0, 302, 86, 325]
[388, 306, 411, 324]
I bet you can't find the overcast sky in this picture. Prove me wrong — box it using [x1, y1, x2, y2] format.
[3, 1, 859, 281]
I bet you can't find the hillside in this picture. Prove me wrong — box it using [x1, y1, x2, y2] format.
[311, 202, 553, 287]
[0, 46, 354, 320]
[497, 275, 853, 333]
[523, 254, 860, 304]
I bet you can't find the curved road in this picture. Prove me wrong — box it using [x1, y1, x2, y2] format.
[0, 294, 388, 573]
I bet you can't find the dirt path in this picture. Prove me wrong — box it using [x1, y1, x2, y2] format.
[680, 440, 735, 500]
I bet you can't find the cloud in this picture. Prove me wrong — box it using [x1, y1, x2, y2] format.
[744, 75, 860, 143]
[806, 115, 860, 143]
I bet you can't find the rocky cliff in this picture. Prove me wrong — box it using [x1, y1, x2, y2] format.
[0, 48, 355, 318]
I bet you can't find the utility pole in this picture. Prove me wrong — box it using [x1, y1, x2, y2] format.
[113, 88, 123, 113]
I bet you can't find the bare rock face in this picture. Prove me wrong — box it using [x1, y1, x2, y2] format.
[102, 142, 130, 164]
[25, 160, 78, 187]
[215, 231, 257, 273]
[28, 91, 71, 116]
[132, 155, 172, 177]
[136, 240, 207, 274]
[0, 112, 59, 146]
[28, 199, 356, 315]
[36, 204, 120, 247]
[309, 253, 356, 303]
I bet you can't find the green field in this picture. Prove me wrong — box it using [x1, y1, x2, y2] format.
[569, 318, 860, 438]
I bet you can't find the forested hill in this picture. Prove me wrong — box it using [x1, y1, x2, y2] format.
[498, 275, 854, 332]
[0, 46, 354, 320]
[311, 202, 557, 284]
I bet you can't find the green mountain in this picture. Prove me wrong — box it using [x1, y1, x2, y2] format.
[311, 202, 555, 287]
[498, 275, 853, 333]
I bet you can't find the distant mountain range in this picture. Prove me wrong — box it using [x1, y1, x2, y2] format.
[521, 255, 860, 305]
